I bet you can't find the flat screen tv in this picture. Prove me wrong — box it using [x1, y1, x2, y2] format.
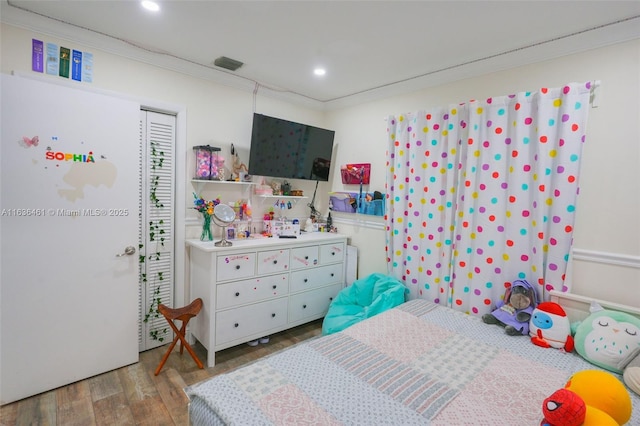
[248, 113, 335, 181]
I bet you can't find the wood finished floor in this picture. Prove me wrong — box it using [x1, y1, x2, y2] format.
[1, 319, 323, 426]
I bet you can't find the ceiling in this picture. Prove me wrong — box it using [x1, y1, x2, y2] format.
[2, 1, 640, 110]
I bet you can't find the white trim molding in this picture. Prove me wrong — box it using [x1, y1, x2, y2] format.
[571, 248, 640, 269]
[332, 214, 386, 231]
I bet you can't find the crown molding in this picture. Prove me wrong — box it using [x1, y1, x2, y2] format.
[3, 2, 639, 112]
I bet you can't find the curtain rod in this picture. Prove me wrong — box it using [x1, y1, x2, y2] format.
[384, 80, 603, 119]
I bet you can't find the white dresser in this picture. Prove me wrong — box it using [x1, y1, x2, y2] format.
[187, 233, 347, 367]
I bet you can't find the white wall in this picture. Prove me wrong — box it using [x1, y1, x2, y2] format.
[0, 23, 330, 308]
[326, 39, 640, 307]
[2, 23, 638, 308]
[0, 25, 329, 192]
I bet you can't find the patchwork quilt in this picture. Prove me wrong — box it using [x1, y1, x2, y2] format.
[186, 300, 640, 425]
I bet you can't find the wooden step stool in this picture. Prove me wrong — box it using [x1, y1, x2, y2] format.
[154, 298, 204, 375]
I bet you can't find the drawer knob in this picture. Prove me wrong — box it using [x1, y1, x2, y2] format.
[235, 265, 240, 270]
[330, 273, 334, 277]
[330, 297, 333, 301]
[234, 323, 239, 328]
[235, 292, 240, 297]
[305, 256, 308, 260]
[272, 285, 277, 289]
[273, 260, 278, 264]
[304, 278, 308, 283]
[271, 313, 276, 318]
[303, 304, 307, 309]
[331, 252, 336, 256]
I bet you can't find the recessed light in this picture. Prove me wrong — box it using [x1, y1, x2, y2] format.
[141, 1, 160, 12]
[314, 68, 326, 77]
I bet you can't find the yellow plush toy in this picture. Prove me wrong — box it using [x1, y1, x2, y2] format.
[541, 370, 631, 426]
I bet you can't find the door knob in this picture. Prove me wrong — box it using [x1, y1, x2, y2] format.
[116, 246, 136, 257]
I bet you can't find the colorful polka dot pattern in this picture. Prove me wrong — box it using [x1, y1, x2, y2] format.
[385, 82, 593, 316]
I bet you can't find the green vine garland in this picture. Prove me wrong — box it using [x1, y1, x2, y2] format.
[140, 138, 169, 342]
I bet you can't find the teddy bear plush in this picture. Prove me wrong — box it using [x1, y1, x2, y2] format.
[482, 279, 538, 336]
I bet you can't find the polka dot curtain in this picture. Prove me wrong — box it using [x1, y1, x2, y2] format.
[385, 82, 594, 315]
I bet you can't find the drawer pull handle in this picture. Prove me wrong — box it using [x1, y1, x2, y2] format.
[303, 304, 307, 309]
[234, 323, 239, 328]
[235, 265, 240, 270]
[271, 313, 276, 318]
[235, 292, 240, 297]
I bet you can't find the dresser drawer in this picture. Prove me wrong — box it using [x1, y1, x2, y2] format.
[289, 284, 342, 323]
[290, 246, 319, 270]
[289, 263, 343, 293]
[215, 297, 288, 346]
[257, 249, 290, 275]
[216, 253, 256, 281]
[216, 273, 289, 309]
[320, 242, 345, 264]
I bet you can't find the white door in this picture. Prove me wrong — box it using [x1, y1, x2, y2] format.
[0, 74, 140, 404]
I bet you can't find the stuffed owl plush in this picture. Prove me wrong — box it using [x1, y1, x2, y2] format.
[572, 302, 640, 374]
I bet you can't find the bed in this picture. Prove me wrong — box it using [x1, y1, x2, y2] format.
[186, 296, 640, 425]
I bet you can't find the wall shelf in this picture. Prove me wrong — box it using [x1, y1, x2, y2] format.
[256, 194, 309, 210]
[191, 179, 254, 194]
[256, 195, 308, 200]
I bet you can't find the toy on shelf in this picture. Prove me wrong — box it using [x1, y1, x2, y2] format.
[230, 143, 248, 181]
[193, 145, 222, 180]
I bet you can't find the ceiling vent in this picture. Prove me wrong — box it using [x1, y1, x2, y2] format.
[213, 56, 244, 71]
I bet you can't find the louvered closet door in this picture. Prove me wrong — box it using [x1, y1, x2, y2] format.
[139, 110, 176, 351]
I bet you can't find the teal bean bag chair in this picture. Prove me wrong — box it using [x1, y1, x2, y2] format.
[322, 273, 408, 335]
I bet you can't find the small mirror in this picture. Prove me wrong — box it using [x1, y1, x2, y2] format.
[213, 204, 235, 224]
[212, 204, 236, 247]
